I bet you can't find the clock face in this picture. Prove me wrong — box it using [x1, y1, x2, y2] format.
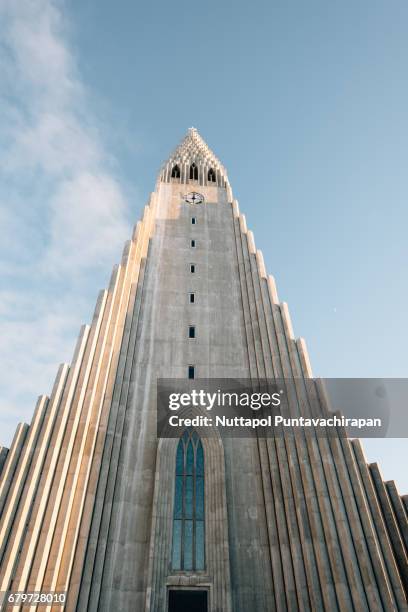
[184, 192, 204, 204]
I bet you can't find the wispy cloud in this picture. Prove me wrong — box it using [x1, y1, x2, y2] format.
[0, 0, 133, 444]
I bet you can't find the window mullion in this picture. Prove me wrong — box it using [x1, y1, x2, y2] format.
[193, 443, 197, 571]
[181, 447, 186, 569]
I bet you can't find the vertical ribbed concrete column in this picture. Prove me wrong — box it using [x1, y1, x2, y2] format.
[0, 423, 29, 517]
[386, 481, 408, 552]
[369, 463, 408, 590]
[351, 439, 407, 608]
[0, 449, 9, 478]
[0, 394, 49, 583]
[11, 325, 90, 607]
[2, 364, 69, 598]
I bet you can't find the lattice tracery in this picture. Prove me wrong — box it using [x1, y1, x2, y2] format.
[160, 127, 229, 187]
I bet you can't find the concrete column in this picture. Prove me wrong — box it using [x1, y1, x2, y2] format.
[0, 448, 8, 477]
[0, 423, 29, 517]
[369, 463, 408, 588]
[5, 364, 69, 597]
[0, 395, 49, 590]
[351, 439, 407, 609]
[385, 481, 408, 552]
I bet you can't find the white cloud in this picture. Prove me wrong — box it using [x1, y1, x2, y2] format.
[8, 112, 101, 176]
[0, 0, 79, 107]
[0, 0, 133, 445]
[45, 172, 130, 273]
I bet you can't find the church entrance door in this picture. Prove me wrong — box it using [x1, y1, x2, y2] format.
[168, 589, 208, 612]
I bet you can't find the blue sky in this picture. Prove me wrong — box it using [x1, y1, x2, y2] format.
[0, 1, 407, 490]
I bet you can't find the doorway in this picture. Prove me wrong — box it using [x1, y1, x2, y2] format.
[168, 589, 208, 612]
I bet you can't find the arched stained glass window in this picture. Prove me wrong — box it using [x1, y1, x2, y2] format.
[172, 430, 205, 571]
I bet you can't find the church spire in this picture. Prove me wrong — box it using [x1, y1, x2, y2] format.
[159, 128, 230, 188]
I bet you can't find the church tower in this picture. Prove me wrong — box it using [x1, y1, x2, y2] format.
[0, 129, 407, 611]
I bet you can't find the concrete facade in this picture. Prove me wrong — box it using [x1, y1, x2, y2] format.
[0, 128, 407, 611]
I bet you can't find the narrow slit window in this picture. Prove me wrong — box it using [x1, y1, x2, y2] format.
[189, 293, 195, 304]
[191, 217, 196, 225]
[191, 239, 196, 248]
[189, 326, 196, 338]
[190, 264, 195, 274]
[188, 365, 195, 379]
